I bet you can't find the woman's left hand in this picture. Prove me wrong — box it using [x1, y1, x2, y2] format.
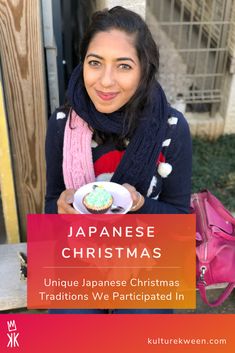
[122, 183, 145, 211]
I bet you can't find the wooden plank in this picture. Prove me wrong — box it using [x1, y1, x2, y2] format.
[0, 0, 47, 239]
[0, 67, 20, 243]
[0, 243, 27, 311]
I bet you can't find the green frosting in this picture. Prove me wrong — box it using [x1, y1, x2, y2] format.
[85, 186, 112, 208]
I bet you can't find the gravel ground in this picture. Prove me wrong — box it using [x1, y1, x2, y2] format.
[175, 289, 235, 314]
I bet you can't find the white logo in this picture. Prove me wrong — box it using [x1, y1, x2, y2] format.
[6, 320, 19, 348]
[7, 333, 19, 348]
[7, 321, 17, 332]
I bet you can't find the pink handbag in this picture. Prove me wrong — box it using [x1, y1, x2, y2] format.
[191, 190, 235, 307]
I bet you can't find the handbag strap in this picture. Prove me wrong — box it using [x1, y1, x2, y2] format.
[197, 282, 235, 307]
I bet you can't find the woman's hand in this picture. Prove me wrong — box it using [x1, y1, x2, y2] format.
[57, 189, 79, 214]
[122, 183, 145, 212]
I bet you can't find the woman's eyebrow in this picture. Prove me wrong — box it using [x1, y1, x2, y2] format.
[116, 57, 136, 64]
[86, 53, 103, 60]
[86, 53, 136, 64]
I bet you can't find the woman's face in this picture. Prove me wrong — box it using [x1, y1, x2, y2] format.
[83, 29, 141, 113]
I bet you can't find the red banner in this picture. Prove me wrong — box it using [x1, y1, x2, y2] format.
[27, 214, 195, 309]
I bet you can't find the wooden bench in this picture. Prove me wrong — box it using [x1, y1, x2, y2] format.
[0, 243, 27, 311]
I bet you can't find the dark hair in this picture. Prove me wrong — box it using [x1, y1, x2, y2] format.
[80, 6, 159, 137]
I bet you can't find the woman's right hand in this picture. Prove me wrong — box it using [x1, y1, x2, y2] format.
[57, 189, 79, 214]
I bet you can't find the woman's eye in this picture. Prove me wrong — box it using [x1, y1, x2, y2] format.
[88, 60, 101, 67]
[118, 63, 132, 70]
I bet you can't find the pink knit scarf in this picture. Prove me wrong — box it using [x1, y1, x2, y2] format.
[63, 110, 95, 189]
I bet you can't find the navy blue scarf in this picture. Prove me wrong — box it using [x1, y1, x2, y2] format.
[67, 64, 169, 196]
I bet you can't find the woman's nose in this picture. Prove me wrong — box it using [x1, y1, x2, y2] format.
[100, 66, 115, 87]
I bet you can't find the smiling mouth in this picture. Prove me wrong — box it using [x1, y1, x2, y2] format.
[96, 90, 119, 101]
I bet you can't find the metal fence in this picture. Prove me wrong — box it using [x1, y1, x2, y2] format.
[147, 0, 234, 112]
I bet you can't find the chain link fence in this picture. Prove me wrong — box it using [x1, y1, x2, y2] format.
[147, 0, 234, 113]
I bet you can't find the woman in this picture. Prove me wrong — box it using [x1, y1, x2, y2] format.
[45, 6, 192, 313]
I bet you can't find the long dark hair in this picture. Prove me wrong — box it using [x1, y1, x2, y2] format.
[80, 6, 159, 138]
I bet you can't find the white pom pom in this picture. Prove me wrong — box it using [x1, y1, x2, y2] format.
[95, 173, 114, 182]
[56, 112, 66, 120]
[147, 175, 157, 197]
[168, 117, 178, 125]
[158, 162, 172, 178]
[162, 138, 171, 147]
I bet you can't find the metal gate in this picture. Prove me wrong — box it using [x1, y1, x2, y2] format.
[147, 0, 234, 113]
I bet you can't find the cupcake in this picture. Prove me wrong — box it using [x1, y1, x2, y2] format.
[83, 185, 113, 213]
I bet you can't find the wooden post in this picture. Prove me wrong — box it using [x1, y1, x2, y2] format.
[0, 68, 20, 243]
[0, 0, 47, 239]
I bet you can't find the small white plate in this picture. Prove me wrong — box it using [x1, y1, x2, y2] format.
[73, 182, 133, 214]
